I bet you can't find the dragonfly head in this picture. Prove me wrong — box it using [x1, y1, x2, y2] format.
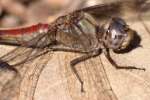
[103, 17, 141, 53]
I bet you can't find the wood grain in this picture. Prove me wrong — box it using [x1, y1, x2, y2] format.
[0, 1, 150, 100]
[17, 17, 150, 100]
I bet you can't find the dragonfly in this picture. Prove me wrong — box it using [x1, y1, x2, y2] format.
[0, 0, 149, 100]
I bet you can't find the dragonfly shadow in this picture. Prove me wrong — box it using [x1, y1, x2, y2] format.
[113, 31, 142, 54]
[0, 60, 18, 73]
[0, 62, 21, 100]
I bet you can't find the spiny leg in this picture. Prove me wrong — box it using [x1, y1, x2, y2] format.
[70, 49, 101, 92]
[49, 45, 102, 92]
[104, 48, 145, 71]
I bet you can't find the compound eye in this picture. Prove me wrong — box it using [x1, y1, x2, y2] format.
[108, 23, 127, 49]
[111, 28, 125, 40]
[112, 17, 127, 26]
[115, 35, 123, 39]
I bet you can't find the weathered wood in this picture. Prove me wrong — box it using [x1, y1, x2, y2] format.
[9, 18, 150, 100]
[0, 2, 150, 99]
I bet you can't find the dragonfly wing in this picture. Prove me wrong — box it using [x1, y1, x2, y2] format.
[0, 47, 49, 66]
[77, 0, 150, 21]
[0, 25, 53, 68]
[0, 49, 51, 100]
[0, 28, 54, 99]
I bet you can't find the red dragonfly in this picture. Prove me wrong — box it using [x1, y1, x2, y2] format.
[0, 0, 149, 100]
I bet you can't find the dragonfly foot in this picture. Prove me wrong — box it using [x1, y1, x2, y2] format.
[116, 66, 146, 71]
[127, 66, 146, 71]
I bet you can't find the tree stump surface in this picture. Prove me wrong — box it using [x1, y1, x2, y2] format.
[0, 8, 150, 100]
[23, 18, 150, 100]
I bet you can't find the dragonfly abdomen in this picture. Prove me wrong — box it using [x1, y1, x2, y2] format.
[0, 23, 49, 47]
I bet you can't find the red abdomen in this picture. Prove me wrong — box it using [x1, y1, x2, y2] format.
[0, 23, 49, 46]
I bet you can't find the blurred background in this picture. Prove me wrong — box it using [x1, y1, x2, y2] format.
[0, 0, 149, 28]
[0, 1, 150, 100]
[0, 0, 107, 28]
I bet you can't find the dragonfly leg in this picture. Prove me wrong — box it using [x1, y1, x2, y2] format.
[70, 49, 101, 92]
[103, 48, 145, 71]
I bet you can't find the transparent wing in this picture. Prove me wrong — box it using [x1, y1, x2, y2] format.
[0, 49, 52, 100]
[0, 30, 54, 99]
[0, 0, 150, 99]
[78, 0, 150, 19]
